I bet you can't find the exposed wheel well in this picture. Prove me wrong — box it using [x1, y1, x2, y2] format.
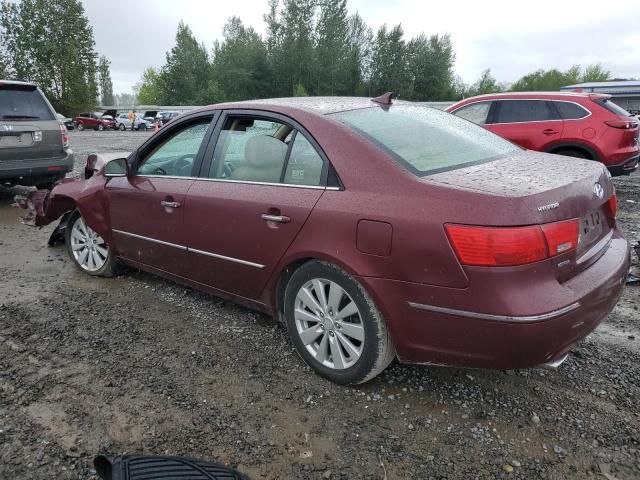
[548, 145, 594, 160]
[274, 258, 315, 323]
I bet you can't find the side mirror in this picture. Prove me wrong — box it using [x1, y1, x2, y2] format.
[104, 158, 128, 177]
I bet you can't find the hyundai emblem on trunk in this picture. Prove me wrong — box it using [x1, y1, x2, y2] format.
[593, 183, 604, 199]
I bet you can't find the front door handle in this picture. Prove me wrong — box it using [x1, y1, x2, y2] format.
[160, 200, 181, 208]
[543, 129, 559, 135]
[261, 213, 290, 223]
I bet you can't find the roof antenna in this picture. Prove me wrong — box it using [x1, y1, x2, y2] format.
[371, 92, 395, 106]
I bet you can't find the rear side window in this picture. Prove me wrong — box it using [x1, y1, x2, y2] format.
[494, 100, 556, 123]
[451, 101, 491, 125]
[595, 98, 631, 117]
[333, 105, 519, 176]
[0, 86, 54, 120]
[554, 101, 590, 120]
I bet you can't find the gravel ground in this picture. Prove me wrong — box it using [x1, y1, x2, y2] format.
[0, 130, 639, 480]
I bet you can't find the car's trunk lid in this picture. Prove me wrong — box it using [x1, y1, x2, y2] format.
[425, 150, 616, 280]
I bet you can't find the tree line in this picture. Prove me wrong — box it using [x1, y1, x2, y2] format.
[0, 0, 113, 115]
[0, 0, 618, 113]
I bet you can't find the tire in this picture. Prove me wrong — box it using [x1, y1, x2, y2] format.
[98, 124, 104, 131]
[77, 123, 85, 131]
[65, 211, 121, 277]
[118, 123, 125, 131]
[284, 261, 395, 385]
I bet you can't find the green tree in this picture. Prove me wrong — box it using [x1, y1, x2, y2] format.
[369, 24, 411, 98]
[135, 67, 161, 104]
[466, 69, 503, 96]
[0, 0, 99, 114]
[510, 64, 609, 92]
[314, 0, 350, 95]
[345, 13, 373, 96]
[211, 16, 271, 101]
[582, 63, 610, 82]
[279, 0, 316, 96]
[407, 33, 455, 100]
[98, 55, 114, 105]
[158, 21, 211, 105]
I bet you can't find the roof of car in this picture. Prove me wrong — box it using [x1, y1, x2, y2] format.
[0, 79, 37, 87]
[460, 91, 608, 100]
[214, 96, 388, 115]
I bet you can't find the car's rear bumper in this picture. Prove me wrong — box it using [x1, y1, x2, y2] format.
[607, 155, 638, 176]
[359, 232, 630, 369]
[0, 149, 74, 183]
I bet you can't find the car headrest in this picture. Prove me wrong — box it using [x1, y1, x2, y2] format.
[245, 135, 287, 168]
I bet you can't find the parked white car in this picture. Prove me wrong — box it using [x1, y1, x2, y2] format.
[115, 113, 152, 131]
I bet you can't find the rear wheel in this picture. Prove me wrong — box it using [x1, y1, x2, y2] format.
[284, 261, 395, 384]
[97, 124, 104, 131]
[65, 211, 120, 277]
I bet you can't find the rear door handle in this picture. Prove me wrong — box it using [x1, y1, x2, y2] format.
[543, 129, 559, 135]
[261, 213, 290, 223]
[160, 200, 181, 208]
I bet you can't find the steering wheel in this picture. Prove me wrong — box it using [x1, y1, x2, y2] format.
[174, 154, 196, 176]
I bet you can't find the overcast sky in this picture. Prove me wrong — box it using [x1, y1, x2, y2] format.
[81, 0, 640, 95]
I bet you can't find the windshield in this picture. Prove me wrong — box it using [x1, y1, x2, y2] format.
[0, 86, 54, 120]
[332, 105, 519, 175]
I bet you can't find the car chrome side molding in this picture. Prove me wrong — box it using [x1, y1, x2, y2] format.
[112, 229, 265, 269]
[407, 301, 581, 322]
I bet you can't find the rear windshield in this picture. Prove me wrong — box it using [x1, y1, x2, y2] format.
[596, 98, 631, 117]
[333, 105, 519, 175]
[0, 86, 54, 120]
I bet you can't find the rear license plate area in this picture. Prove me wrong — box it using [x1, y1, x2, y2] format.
[578, 209, 604, 250]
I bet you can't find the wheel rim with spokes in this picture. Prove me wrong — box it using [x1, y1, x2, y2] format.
[294, 278, 364, 370]
[70, 216, 109, 272]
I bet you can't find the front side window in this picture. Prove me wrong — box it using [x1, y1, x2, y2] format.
[333, 105, 519, 176]
[452, 101, 491, 124]
[136, 120, 210, 177]
[494, 100, 557, 123]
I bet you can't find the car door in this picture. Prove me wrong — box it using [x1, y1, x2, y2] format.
[486, 100, 563, 150]
[106, 112, 217, 276]
[182, 111, 328, 300]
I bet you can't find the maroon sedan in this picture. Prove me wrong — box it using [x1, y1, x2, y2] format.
[18, 95, 630, 384]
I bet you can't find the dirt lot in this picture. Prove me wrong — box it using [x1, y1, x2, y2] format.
[1, 130, 639, 480]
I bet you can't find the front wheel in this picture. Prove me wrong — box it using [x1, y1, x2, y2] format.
[284, 261, 395, 385]
[65, 211, 120, 277]
[97, 124, 104, 131]
[77, 123, 85, 131]
[118, 123, 125, 131]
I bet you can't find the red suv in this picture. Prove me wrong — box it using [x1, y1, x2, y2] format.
[446, 92, 639, 175]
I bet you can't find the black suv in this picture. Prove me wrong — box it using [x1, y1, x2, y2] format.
[0, 80, 73, 189]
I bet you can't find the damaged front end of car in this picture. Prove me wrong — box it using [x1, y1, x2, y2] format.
[14, 152, 130, 245]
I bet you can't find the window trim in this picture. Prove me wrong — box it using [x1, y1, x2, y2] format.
[453, 98, 592, 125]
[197, 109, 337, 189]
[449, 100, 494, 125]
[131, 110, 219, 179]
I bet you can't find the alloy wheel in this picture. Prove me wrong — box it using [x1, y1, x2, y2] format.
[294, 278, 364, 370]
[69, 216, 109, 272]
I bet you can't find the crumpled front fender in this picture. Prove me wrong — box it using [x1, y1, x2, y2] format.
[14, 152, 129, 242]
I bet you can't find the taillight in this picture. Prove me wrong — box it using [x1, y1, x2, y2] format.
[540, 219, 579, 256]
[607, 193, 617, 219]
[445, 219, 579, 267]
[60, 124, 69, 148]
[605, 118, 637, 129]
